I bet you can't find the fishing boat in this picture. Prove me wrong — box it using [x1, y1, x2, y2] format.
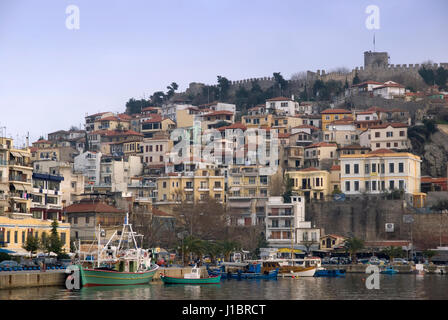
[161, 265, 221, 284]
[207, 262, 279, 280]
[74, 213, 159, 287]
[253, 256, 321, 277]
[314, 268, 346, 277]
[380, 266, 398, 274]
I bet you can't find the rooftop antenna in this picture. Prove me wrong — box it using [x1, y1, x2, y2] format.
[373, 32, 376, 52]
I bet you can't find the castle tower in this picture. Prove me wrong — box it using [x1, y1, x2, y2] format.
[364, 51, 389, 69]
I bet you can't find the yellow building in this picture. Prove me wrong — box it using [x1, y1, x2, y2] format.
[287, 168, 332, 201]
[155, 169, 225, 212]
[141, 115, 176, 138]
[321, 108, 352, 130]
[227, 165, 270, 199]
[339, 149, 424, 207]
[242, 113, 274, 129]
[93, 115, 131, 131]
[0, 216, 70, 254]
[176, 107, 201, 128]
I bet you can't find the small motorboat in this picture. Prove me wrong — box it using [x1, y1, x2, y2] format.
[161, 265, 221, 284]
[381, 266, 398, 274]
[285, 266, 317, 278]
[207, 263, 278, 280]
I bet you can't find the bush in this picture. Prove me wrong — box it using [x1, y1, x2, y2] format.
[0, 252, 11, 262]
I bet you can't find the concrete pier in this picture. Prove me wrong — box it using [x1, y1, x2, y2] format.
[0, 267, 207, 289]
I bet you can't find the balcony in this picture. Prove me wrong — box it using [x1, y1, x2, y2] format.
[9, 175, 31, 183]
[0, 160, 7, 166]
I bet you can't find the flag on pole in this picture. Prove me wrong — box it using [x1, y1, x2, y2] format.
[373, 33, 376, 52]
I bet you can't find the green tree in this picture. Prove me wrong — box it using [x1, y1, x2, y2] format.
[217, 76, 231, 101]
[382, 246, 405, 263]
[273, 72, 288, 96]
[49, 220, 63, 255]
[282, 176, 294, 203]
[125, 98, 151, 115]
[150, 91, 166, 106]
[422, 249, 436, 263]
[352, 71, 360, 85]
[23, 234, 39, 257]
[419, 66, 435, 86]
[219, 240, 240, 262]
[344, 237, 364, 262]
[435, 67, 448, 89]
[166, 82, 179, 100]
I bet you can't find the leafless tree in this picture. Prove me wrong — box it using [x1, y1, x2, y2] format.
[290, 71, 307, 81]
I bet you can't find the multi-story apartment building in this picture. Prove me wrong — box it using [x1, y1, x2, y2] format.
[340, 149, 424, 206]
[287, 168, 333, 201]
[226, 165, 270, 226]
[154, 169, 225, 213]
[360, 123, 410, 151]
[34, 160, 85, 206]
[141, 115, 176, 138]
[265, 196, 321, 250]
[304, 142, 338, 169]
[323, 118, 361, 147]
[142, 132, 173, 169]
[199, 111, 235, 130]
[321, 108, 352, 130]
[372, 81, 406, 99]
[0, 137, 70, 255]
[74, 151, 102, 187]
[85, 112, 114, 132]
[31, 172, 64, 222]
[265, 97, 299, 115]
[93, 114, 131, 131]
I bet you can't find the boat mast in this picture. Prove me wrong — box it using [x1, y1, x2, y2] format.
[97, 224, 101, 267]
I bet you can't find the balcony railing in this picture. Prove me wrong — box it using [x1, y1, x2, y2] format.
[9, 175, 31, 183]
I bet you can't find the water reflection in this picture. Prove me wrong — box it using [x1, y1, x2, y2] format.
[1, 274, 448, 300]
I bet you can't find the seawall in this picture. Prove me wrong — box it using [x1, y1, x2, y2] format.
[0, 267, 207, 289]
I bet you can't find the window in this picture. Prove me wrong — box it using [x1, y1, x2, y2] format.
[376, 143, 380, 148]
[86, 217, 90, 225]
[399, 131, 405, 137]
[381, 163, 385, 174]
[60, 233, 66, 245]
[389, 163, 394, 173]
[394, 143, 398, 147]
[14, 231, 18, 243]
[375, 132, 380, 138]
[389, 180, 395, 190]
[365, 181, 370, 191]
[372, 163, 376, 173]
[386, 143, 391, 148]
[399, 180, 405, 190]
[162, 181, 167, 188]
[160, 156, 163, 162]
[160, 145, 163, 152]
[249, 177, 256, 184]
[381, 181, 385, 190]
[345, 164, 350, 174]
[354, 181, 359, 191]
[214, 181, 221, 188]
[365, 164, 370, 174]
[399, 163, 404, 173]
[149, 145, 153, 152]
[345, 181, 350, 191]
[386, 131, 393, 137]
[372, 181, 377, 191]
[354, 164, 359, 174]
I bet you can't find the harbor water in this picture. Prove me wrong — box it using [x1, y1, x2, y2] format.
[1, 274, 448, 300]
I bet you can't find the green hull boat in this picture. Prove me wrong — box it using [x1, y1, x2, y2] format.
[161, 274, 221, 284]
[79, 265, 159, 287]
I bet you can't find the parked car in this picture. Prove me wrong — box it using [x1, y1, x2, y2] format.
[330, 257, 340, 264]
[358, 258, 370, 264]
[392, 258, 409, 265]
[322, 257, 331, 265]
[368, 256, 380, 265]
[0, 260, 20, 270]
[379, 258, 389, 265]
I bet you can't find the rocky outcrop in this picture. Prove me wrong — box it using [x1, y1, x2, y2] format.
[410, 129, 448, 177]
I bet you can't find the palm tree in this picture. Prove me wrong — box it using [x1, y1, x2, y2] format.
[219, 240, 240, 262]
[422, 250, 436, 264]
[344, 237, 364, 263]
[382, 246, 405, 264]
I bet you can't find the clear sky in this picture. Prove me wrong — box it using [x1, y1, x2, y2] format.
[1, 0, 447, 145]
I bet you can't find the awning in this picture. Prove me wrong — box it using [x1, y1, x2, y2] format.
[0, 248, 16, 254]
[9, 151, 22, 158]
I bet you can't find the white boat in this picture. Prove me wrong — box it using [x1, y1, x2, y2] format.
[184, 265, 201, 279]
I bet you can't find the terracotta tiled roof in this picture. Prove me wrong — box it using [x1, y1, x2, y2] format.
[90, 130, 143, 137]
[98, 116, 130, 122]
[152, 208, 174, 217]
[305, 142, 337, 148]
[338, 144, 369, 150]
[278, 133, 291, 138]
[293, 124, 319, 130]
[87, 112, 110, 118]
[321, 108, 351, 114]
[373, 82, 405, 90]
[65, 200, 124, 214]
[368, 148, 396, 155]
[299, 167, 321, 172]
[370, 123, 408, 129]
[366, 106, 387, 113]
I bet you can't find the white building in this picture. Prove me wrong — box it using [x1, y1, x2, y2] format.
[265, 196, 321, 250]
[340, 149, 422, 200]
[372, 81, 406, 99]
[359, 123, 410, 151]
[74, 151, 102, 186]
[265, 97, 299, 115]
